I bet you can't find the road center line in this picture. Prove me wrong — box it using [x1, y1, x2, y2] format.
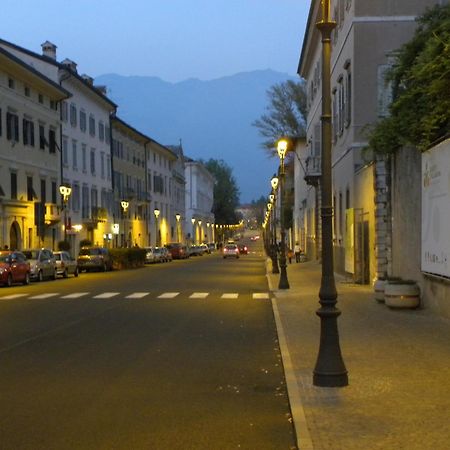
[125, 292, 150, 299]
[189, 292, 209, 298]
[221, 293, 239, 299]
[61, 292, 90, 299]
[93, 292, 120, 299]
[29, 293, 60, 299]
[157, 292, 180, 298]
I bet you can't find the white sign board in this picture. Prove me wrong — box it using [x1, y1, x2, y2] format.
[421, 139, 450, 277]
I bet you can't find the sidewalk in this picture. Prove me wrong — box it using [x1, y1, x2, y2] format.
[267, 260, 450, 450]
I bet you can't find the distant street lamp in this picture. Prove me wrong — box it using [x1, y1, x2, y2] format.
[175, 213, 181, 242]
[154, 208, 160, 246]
[277, 138, 289, 290]
[59, 184, 72, 243]
[314, 0, 348, 387]
[121, 200, 129, 247]
[270, 174, 279, 274]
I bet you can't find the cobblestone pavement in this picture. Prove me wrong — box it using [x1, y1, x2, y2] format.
[267, 260, 450, 450]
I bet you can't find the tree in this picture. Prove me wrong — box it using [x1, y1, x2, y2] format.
[202, 159, 240, 224]
[368, 4, 450, 154]
[252, 80, 307, 155]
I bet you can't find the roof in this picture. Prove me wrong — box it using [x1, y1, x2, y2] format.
[111, 116, 152, 144]
[0, 47, 71, 100]
[0, 37, 116, 110]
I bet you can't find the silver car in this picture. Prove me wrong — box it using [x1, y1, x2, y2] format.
[22, 248, 57, 281]
[54, 251, 79, 278]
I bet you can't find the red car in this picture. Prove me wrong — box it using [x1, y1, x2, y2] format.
[0, 251, 31, 287]
[238, 244, 248, 255]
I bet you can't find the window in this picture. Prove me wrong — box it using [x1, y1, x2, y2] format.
[90, 148, 96, 175]
[105, 125, 110, 144]
[72, 140, 78, 170]
[70, 104, 77, 127]
[39, 125, 46, 149]
[82, 144, 87, 172]
[99, 121, 105, 141]
[106, 156, 111, 180]
[23, 118, 35, 146]
[27, 176, 35, 201]
[6, 111, 19, 142]
[8, 78, 15, 89]
[80, 110, 87, 132]
[89, 115, 95, 136]
[100, 152, 105, 178]
[72, 183, 80, 211]
[50, 100, 57, 111]
[82, 185, 89, 218]
[38, 94, 43, 104]
[49, 129, 56, 153]
[61, 102, 68, 122]
[24, 86, 30, 97]
[345, 71, 351, 127]
[40, 179, 46, 203]
[62, 136, 69, 166]
[332, 89, 338, 142]
[10, 172, 17, 199]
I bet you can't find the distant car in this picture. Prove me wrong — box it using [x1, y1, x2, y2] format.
[223, 244, 240, 259]
[144, 247, 156, 264]
[207, 243, 216, 252]
[22, 248, 57, 281]
[165, 243, 188, 259]
[160, 247, 172, 262]
[54, 251, 79, 278]
[77, 247, 113, 272]
[152, 247, 166, 263]
[238, 244, 248, 255]
[188, 245, 203, 256]
[0, 251, 30, 286]
[199, 243, 210, 254]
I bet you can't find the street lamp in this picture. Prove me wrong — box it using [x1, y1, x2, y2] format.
[120, 200, 129, 247]
[277, 138, 289, 290]
[59, 184, 72, 243]
[270, 174, 280, 274]
[175, 213, 181, 242]
[313, 0, 348, 387]
[198, 220, 202, 243]
[154, 208, 160, 246]
[191, 217, 196, 244]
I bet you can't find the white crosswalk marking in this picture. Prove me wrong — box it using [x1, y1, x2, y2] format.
[61, 292, 90, 299]
[125, 292, 150, 299]
[93, 292, 120, 299]
[157, 292, 180, 299]
[221, 293, 239, 299]
[29, 293, 59, 299]
[189, 292, 209, 299]
[252, 293, 270, 299]
[0, 294, 28, 300]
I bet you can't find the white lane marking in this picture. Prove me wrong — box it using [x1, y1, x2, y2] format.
[157, 292, 180, 299]
[61, 292, 90, 299]
[221, 293, 239, 299]
[0, 294, 28, 300]
[93, 292, 120, 299]
[29, 293, 60, 299]
[253, 293, 270, 299]
[125, 292, 150, 299]
[189, 292, 209, 299]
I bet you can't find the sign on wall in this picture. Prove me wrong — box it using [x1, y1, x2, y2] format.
[422, 139, 450, 278]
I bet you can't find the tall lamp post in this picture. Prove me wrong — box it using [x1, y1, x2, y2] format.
[277, 138, 290, 290]
[120, 200, 129, 247]
[154, 208, 160, 246]
[198, 220, 202, 243]
[175, 213, 181, 242]
[191, 218, 196, 244]
[60, 184, 72, 243]
[270, 174, 280, 274]
[313, 0, 348, 387]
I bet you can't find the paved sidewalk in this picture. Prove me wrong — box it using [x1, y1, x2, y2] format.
[267, 260, 450, 450]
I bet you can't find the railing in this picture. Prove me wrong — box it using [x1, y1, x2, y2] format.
[304, 155, 321, 186]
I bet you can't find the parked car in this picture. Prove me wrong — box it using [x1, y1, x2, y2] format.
[0, 251, 30, 286]
[223, 244, 240, 259]
[165, 243, 188, 259]
[152, 247, 166, 263]
[161, 247, 173, 262]
[200, 243, 210, 254]
[188, 245, 203, 256]
[77, 247, 113, 272]
[54, 251, 79, 278]
[238, 244, 248, 255]
[144, 247, 156, 264]
[22, 248, 57, 281]
[207, 242, 216, 252]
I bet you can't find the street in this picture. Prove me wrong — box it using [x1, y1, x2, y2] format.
[0, 238, 297, 450]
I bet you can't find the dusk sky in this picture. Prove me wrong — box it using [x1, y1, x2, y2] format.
[3, 0, 309, 82]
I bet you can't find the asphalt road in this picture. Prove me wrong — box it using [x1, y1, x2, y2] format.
[0, 236, 296, 450]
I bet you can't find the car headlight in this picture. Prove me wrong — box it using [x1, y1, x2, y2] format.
[0, 268, 4, 274]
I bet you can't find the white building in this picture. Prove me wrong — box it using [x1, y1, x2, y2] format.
[0, 46, 70, 250]
[184, 159, 215, 244]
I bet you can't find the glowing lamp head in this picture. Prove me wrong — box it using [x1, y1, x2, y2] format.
[153, 208, 160, 218]
[277, 138, 288, 160]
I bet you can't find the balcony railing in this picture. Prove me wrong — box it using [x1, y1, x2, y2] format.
[304, 155, 321, 186]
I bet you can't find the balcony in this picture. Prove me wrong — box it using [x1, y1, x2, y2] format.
[82, 206, 108, 227]
[304, 155, 321, 186]
[44, 203, 61, 225]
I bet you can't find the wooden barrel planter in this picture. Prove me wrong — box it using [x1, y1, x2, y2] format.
[384, 280, 420, 309]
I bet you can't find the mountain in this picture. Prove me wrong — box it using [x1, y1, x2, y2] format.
[95, 70, 298, 203]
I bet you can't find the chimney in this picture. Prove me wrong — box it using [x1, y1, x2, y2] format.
[81, 74, 94, 85]
[61, 58, 77, 73]
[41, 41, 57, 60]
[95, 85, 107, 95]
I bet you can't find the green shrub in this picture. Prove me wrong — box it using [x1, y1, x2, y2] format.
[109, 247, 146, 270]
